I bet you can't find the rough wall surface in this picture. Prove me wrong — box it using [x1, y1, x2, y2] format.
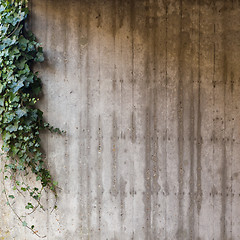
[1, 0, 240, 239]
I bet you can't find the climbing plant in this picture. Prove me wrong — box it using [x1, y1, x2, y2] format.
[0, 0, 61, 237]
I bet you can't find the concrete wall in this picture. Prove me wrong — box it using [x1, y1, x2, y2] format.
[1, 0, 240, 239]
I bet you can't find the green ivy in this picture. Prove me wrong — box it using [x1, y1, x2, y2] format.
[0, 0, 61, 236]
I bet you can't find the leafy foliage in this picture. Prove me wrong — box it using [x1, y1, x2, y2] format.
[0, 0, 61, 236]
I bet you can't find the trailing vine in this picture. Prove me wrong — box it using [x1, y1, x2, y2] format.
[0, 0, 61, 236]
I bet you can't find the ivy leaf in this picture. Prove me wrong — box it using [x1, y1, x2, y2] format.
[15, 58, 27, 70]
[9, 91, 20, 102]
[0, 97, 4, 106]
[0, 44, 5, 51]
[8, 195, 14, 199]
[12, 80, 24, 93]
[0, 5, 5, 13]
[16, 108, 27, 118]
[0, 107, 4, 114]
[11, 46, 20, 56]
[3, 37, 16, 46]
[2, 131, 11, 141]
[0, 83, 4, 93]
[35, 52, 44, 62]
[25, 202, 33, 209]
[6, 124, 18, 133]
[3, 112, 15, 123]
[18, 36, 29, 50]
[36, 176, 42, 181]
[22, 221, 27, 227]
[53, 181, 58, 186]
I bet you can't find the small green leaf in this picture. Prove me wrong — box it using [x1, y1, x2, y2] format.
[35, 52, 44, 62]
[12, 80, 24, 93]
[16, 58, 27, 70]
[2, 131, 11, 141]
[0, 83, 4, 93]
[25, 202, 33, 209]
[0, 97, 4, 106]
[22, 221, 27, 227]
[16, 108, 27, 118]
[11, 146, 19, 155]
[6, 124, 18, 133]
[53, 181, 58, 186]
[36, 176, 42, 181]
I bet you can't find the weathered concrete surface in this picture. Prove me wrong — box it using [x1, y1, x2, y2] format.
[1, 0, 240, 239]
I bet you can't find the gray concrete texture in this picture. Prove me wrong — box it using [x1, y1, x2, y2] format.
[1, 0, 240, 239]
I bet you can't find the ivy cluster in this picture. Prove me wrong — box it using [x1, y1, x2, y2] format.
[0, 0, 60, 235]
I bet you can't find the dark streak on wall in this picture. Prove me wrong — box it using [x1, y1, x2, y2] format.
[177, 1, 184, 239]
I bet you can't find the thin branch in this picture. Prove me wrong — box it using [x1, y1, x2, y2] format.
[2, 167, 46, 238]
[5, 21, 21, 38]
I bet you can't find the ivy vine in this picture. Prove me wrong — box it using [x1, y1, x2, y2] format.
[0, 0, 61, 237]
